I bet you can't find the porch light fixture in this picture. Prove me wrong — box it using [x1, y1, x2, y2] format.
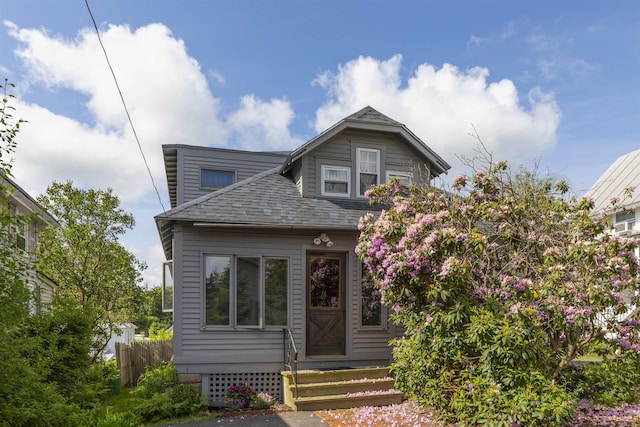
[313, 232, 333, 247]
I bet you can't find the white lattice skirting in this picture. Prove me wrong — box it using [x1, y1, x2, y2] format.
[207, 372, 283, 403]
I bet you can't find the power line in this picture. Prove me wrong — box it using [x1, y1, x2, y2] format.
[84, 0, 168, 216]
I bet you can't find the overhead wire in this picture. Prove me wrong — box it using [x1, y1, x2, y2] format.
[84, 0, 168, 216]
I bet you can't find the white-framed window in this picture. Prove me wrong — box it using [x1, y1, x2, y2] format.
[204, 255, 288, 328]
[16, 219, 26, 251]
[614, 210, 636, 234]
[386, 171, 412, 186]
[321, 165, 351, 197]
[356, 148, 380, 197]
[201, 169, 235, 189]
[162, 261, 174, 313]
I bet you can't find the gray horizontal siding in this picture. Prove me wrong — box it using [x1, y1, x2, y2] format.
[301, 130, 427, 199]
[174, 226, 396, 374]
[177, 147, 287, 205]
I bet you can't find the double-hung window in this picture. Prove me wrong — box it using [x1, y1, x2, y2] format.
[386, 171, 412, 186]
[204, 255, 288, 328]
[321, 165, 351, 196]
[357, 148, 380, 197]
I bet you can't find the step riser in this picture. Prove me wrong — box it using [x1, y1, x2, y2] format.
[294, 379, 395, 398]
[286, 367, 390, 385]
[282, 367, 402, 411]
[294, 393, 404, 411]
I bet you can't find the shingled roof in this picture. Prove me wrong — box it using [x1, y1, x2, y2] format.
[157, 166, 372, 228]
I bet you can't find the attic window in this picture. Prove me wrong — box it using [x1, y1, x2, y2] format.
[201, 169, 235, 189]
[357, 148, 380, 197]
[386, 171, 412, 186]
[321, 165, 351, 197]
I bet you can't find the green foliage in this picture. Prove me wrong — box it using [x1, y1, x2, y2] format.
[132, 363, 203, 422]
[147, 324, 173, 341]
[36, 181, 146, 359]
[358, 154, 640, 425]
[134, 386, 201, 423]
[67, 407, 142, 427]
[255, 392, 275, 409]
[566, 353, 640, 407]
[135, 362, 178, 398]
[132, 286, 172, 336]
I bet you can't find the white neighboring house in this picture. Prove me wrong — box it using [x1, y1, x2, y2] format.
[585, 149, 640, 248]
[584, 148, 640, 325]
[1, 175, 59, 311]
[103, 323, 137, 361]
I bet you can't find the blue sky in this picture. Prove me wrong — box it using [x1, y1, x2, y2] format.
[1, 0, 638, 285]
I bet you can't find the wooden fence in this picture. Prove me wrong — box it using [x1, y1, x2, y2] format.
[116, 339, 173, 387]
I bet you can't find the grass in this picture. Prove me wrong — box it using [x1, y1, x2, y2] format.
[100, 385, 221, 425]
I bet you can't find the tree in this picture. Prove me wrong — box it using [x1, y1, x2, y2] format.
[357, 156, 640, 426]
[37, 181, 146, 360]
[0, 80, 93, 426]
[134, 285, 173, 336]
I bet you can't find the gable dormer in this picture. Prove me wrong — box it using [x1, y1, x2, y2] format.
[281, 106, 450, 199]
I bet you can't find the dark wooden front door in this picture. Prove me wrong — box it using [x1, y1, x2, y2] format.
[306, 252, 346, 356]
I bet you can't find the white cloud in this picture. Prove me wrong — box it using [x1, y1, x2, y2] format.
[227, 95, 302, 150]
[313, 55, 560, 178]
[4, 21, 300, 284]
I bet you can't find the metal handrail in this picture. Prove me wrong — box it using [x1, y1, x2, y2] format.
[283, 327, 298, 398]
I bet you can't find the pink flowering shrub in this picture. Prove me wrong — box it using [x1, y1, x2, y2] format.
[357, 160, 640, 426]
[224, 382, 256, 411]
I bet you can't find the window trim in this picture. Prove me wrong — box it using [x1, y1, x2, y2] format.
[200, 168, 236, 190]
[162, 261, 174, 313]
[386, 170, 412, 186]
[356, 148, 380, 198]
[321, 165, 351, 197]
[359, 261, 387, 330]
[202, 254, 289, 330]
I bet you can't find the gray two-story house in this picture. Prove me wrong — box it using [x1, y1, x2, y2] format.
[155, 106, 450, 405]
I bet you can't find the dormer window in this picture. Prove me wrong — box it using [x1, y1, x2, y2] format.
[321, 165, 351, 197]
[201, 169, 235, 189]
[357, 148, 380, 197]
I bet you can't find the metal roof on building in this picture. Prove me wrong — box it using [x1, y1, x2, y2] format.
[584, 149, 640, 214]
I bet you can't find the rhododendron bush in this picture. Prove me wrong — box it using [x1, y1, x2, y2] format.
[356, 159, 640, 426]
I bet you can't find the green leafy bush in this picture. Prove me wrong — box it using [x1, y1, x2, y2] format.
[134, 384, 202, 422]
[568, 353, 640, 406]
[132, 363, 203, 422]
[358, 158, 640, 425]
[135, 362, 178, 398]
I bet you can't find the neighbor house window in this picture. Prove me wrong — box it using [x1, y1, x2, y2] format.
[204, 255, 288, 328]
[201, 169, 235, 188]
[162, 261, 174, 313]
[16, 220, 26, 251]
[361, 263, 384, 327]
[321, 165, 351, 196]
[386, 171, 412, 186]
[357, 148, 380, 197]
